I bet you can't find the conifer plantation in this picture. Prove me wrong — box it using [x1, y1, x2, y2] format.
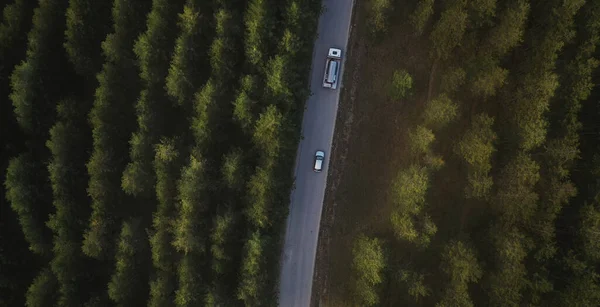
[1, 0, 320, 305]
[4, 0, 600, 306]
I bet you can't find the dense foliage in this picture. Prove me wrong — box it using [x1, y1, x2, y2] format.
[1, 0, 320, 304]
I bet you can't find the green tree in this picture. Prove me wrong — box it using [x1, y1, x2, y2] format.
[173, 156, 208, 255]
[351, 234, 386, 306]
[470, 63, 508, 98]
[455, 114, 496, 199]
[209, 7, 241, 86]
[508, 72, 558, 150]
[410, 0, 434, 36]
[122, 0, 186, 196]
[64, 0, 113, 77]
[233, 75, 258, 132]
[197, 2, 245, 164]
[173, 2, 246, 302]
[555, 199, 600, 306]
[429, 0, 468, 60]
[530, 0, 600, 266]
[417, 214, 438, 247]
[4, 154, 52, 255]
[399, 269, 431, 302]
[409, 125, 435, 155]
[0, 0, 34, 57]
[264, 55, 294, 113]
[237, 231, 264, 305]
[488, 228, 531, 307]
[25, 268, 58, 307]
[557, 271, 600, 307]
[392, 165, 429, 216]
[440, 66, 466, 93]
[149, 272, 176, 307]
[165, 0, 213, 107]
[408, 126, 445, 173]
[107, 219, 149, 306]
[423, 94, 458, 130]
[174, 255, 203, 307]
[507, 0, 584, 151]
[190, 80, 217, 153]
[246, 166, 274, 229]
[277, 0, 320, 97]
[367, 0, 392, 36]
[0, 0, 35, 181]
[150, 139, 181, 271]
[389, 69, 413, 100]
[6, 0, 75, 265]
[483, 0, 529, 58]
[437, 241, 483, 307]
[211, 211, 234, 275]
[253, 105, 283, 161]
[46, 99, 95, 306]
[83, 0, 151, 259]
[149, 139, 182, 306]
[580, 204, 600, 262]
[493, 152, 540, 224]
[244, 0, 274, 67]
[9, 0, 71, 138]
[468, 0, 496, 26]
[391, 212, 419, 242]
[390, 165, 436, 246]
[222, 148, 246, 191]
[440, 241, 482, 283]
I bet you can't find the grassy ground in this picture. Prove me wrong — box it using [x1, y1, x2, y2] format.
[311, 2, 440, 306]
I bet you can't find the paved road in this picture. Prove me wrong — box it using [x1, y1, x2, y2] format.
[278, 1, 354, 306]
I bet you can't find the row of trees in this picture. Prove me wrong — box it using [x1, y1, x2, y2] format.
[2, 0, 322, 305]
[6, 0, 74, 259]
[235, 0, 320, 304]
[1, 1, 45, 305]
[82, 0, 151, 262]
[389, 91, 458, 249]
[122, 0, 185, 197]
[48, 0, 116, 304]
[171, 0, 243, 302]
[486, 1, 588, 305]
[351, 0, 600, 305]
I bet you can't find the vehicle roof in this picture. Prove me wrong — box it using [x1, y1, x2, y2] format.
[328, 48, 342, 58]
[314, 159, 323, 169]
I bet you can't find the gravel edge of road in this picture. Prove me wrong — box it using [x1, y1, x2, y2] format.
[310, 3, 365, 305]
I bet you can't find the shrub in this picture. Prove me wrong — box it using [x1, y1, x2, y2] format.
[390, 69, 413, 100]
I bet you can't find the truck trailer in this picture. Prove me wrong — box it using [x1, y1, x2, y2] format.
[322, 48, 342, 89]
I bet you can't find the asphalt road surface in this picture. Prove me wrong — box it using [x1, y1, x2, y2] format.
[278, 1, 355, 306]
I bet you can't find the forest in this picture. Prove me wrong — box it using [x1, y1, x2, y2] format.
[336, 0, 600, 306]
[0, 0, 320, 306]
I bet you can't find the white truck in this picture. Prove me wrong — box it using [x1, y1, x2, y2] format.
[322, 48, 342, 89]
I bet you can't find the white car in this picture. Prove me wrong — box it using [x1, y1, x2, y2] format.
[314, 150, 325, 172]
[322, 48, 342, 89]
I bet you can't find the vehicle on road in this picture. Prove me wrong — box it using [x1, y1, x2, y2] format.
[314, 150, 325, 172]
[322, 48, 342, 89]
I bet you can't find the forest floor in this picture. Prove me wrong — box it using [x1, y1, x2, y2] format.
[311, 2, 440, 306]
